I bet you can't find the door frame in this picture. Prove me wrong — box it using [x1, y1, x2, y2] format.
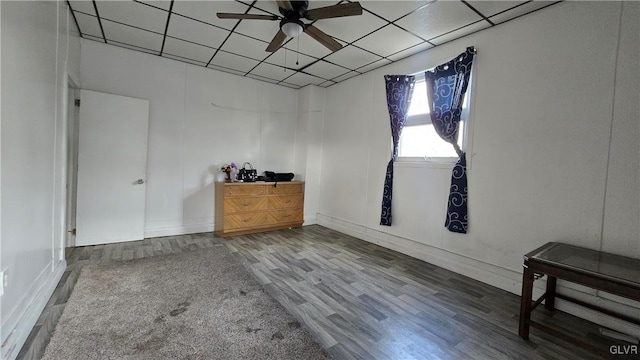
[65, 76, 80, 248]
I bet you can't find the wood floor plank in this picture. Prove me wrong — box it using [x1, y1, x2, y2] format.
[225, 225, 625, 360]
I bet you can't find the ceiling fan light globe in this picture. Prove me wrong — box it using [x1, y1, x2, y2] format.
[282, 22, 303, 37]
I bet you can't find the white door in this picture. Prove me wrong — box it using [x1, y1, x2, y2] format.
[76, 90, 149, 246]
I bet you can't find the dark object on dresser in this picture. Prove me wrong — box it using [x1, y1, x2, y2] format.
[264, 171, 295, 182]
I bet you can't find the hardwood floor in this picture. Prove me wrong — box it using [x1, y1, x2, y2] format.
[18, 225, 630, 359]
[224, 226, 630, 360]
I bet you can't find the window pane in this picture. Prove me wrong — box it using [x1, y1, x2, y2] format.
[407, 80, 429, 116]
[399, 121, 463, 158]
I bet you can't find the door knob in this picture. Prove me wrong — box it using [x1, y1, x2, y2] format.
[137, 179, 145, 184]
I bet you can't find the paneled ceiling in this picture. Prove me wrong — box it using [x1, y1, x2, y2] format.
[69, 0, 560, 89]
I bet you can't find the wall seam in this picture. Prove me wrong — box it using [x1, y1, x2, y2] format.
[598, 1, 624, 254]
[51, 0, 61, 271]
[181, 64, 187, 224]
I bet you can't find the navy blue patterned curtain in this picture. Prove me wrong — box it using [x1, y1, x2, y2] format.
[380, 75, 415, 226]
[425, 46, 475, 233]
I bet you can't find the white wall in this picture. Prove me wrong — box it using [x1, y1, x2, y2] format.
[1, 2, 80, 359]
[80, 41, 298, 237]
[317, 1, 640, 336]
[295, 86, 326, 224]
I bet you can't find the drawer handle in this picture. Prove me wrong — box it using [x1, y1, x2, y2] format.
[242, 203, 250, 206]
[242, 218, 251, 222]
[282, 214, 291, 218]
[283, 200, 291, 203]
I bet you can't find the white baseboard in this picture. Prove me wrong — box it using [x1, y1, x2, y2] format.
[316, 213, 640, 338]
[144, 222, 214, 238]
[1, 260, 66, 360]
[145, 216, 319, 238]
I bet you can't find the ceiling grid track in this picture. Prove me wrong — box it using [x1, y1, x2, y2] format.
[92, 0, 108, 43]
[205, 0, 259, 67]
[159, 0, 175, 56]
[67, 1, 84, 38]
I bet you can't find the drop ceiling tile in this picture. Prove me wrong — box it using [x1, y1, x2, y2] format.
[83, 34, 104, 43]
[303, 60, 351, 80]
[296, 33, 344, 59]
[356, 58, 392, 73]
[264, 48, 317, 71]
[429, 20, 491, 46]
[109, 40, 159, 55]
[324, 45, 382, 70]
[282, 72, 326, 87]
[172, 1, 249, 30]
[354, 24, 423, 57]
[162, 37, 215, 63]
[489, 1, 557, 24]
[162, 53, 207, 67]
[466, 1, 527, 18]
[219, 33, 270, 61]
[209, 51, 261, 74]
[249, 0, 282, 16]
[332, 71, 359, 83]
[246, 73, 280, 84]
[387, 41, 433, 61]
[318, 80, 336, 88]
[279, 82, 301, 89]
[102, 19, 164, 52]
[96, 1, 168, 33]
[69, 1, 96, 16]
[234, 8, 282, 43]
[207, 63, 246, 76]
[313, 8, 387, 43]
[167, 14, 230, 49]
[248, 62, 292, 82]
[362, 0, 432, 22]
[396, 1, 483, 41]
[136, 1, 173, 11]
[73, 12, 103, 38]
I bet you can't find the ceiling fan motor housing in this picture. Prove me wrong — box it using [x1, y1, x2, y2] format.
[279, 0, 309, 19]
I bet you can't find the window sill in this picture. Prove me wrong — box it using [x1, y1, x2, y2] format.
[395, 157, 458, 169]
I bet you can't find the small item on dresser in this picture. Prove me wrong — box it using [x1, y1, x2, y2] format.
[238, 162, 258, 182]
[264, 171, 295, 182]
[220, 162, 237, 182]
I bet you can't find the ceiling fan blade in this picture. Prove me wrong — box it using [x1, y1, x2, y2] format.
[266, 30, 287, 52]
[276, 0, 293, 11]
[304, 2, 363, 20]
[304, 25, 342, 52]
[217, 13, 279, 20]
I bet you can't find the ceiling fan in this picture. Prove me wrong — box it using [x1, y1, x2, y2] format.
[217, 1, 363, 53]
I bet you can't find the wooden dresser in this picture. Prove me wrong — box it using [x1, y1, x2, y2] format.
[214, 181, 304, 237]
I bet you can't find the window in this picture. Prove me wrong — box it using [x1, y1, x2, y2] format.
[398, 74, 470, 160]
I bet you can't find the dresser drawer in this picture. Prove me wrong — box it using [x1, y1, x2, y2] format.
[224, 197, 268, 213]
[269, 209, 303, 223]
[224, 185, 266, 197]
[267, 183, 303, 195]
[269, 194, 303, 209]
[224, 212, 272, 230]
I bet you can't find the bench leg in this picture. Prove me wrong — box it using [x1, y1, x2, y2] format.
[519, 267, 534, 339]
[545, 275, 557, 311]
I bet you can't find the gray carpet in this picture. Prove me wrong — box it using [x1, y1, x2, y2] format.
[42, 243, 330, 360]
